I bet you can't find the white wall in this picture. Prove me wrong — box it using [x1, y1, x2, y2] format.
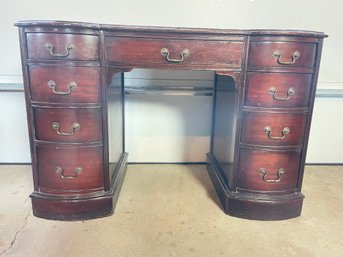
[307, 94, 343, 163]
[0, 0, 342, 163]
[124, 69, 213, 163]
[0, 91, 30, 163]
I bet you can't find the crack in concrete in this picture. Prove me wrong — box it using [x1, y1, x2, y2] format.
[0, 208, 31, 256]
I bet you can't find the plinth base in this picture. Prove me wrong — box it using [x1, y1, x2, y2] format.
[206, 153, 304, 220]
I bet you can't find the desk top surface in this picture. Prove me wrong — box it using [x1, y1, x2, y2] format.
[15, 20, 327, 38]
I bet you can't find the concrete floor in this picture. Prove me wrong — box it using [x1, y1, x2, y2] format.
[0, 164, 342, 257]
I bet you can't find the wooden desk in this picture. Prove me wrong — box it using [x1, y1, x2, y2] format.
[15, 20, 327, 220]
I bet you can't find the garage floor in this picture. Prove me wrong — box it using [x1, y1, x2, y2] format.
[0, 164, 342, 257]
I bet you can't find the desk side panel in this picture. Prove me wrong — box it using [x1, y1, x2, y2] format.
[107, 72, 125, 181]
[211, 75, 238, 189]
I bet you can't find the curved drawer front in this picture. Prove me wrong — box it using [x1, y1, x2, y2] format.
[34, 108, 102, 143]
[238, 149, 301, 192]
[106, 37, 244, 68]
[249, 42, 316, 68]
[241, 112, 307, 146]
[245, 73, 313, 108]
[36, 145, 103, 193]
[27, 33, 99, 60]
[29, 66, 101, 103]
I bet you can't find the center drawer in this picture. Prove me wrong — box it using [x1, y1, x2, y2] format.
[106, 37, 244, 68]
[34, 107, 102, 143]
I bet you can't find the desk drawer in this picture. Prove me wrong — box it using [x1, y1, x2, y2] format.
[241, 112, 307, 147]
[245, 73, 313, 108]
[27, 33, 99, 60]
[36, 145, 104, 193]
[29, 66, 101, 104]
[106, 37, 244, 68]
[34, 107, 102, 143]
[249, 41, 316, 68]
[238, 148, 301, 192]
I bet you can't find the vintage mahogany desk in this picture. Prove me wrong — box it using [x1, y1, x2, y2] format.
[15, 20, 327, 221]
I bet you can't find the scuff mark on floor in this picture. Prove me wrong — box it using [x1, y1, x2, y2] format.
[0, 208, 31, 256]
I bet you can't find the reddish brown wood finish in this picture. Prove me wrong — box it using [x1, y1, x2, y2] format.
[106, 37, 244, 68]
[225, 194, 303, 221]
[36, 145, 104, 193]
[241, 112, 307, 146]
[15, 20, 327, 221]
[27, 33, 99, 60]
[248, 42, 317, 67]
[238, 149, 301, 192]
[34, 107, 103, 143]
[207, 153, 304, 220]
[29, 66, 101, 103]
[245, 73, 313, 108]
[31, 195, 114, 221]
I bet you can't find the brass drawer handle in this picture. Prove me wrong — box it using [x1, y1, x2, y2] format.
[45, 43, 74, 57]
[259, 168, 286, 183]
[161, 48, 190, 63]
[47, 80, 77, 95]
[264, 126, 290, 140]
[268, 87, 295, 101]
[273, 51, 300, 65]
[55, 166, 83, 179]
[52, 122, 80, 136]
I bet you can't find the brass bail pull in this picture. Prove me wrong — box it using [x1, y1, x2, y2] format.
[268, 87, 295, 101]
[259, 168, 286, 183]
[55, 166, 83, 179]
[273, 51, 300, 65]
[52, 122, 80, 136]
[264, 126, 290, 140]
[47, 80, 77, 95]
[161, 48, 190, 63]
[45, 43, 74, 57]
